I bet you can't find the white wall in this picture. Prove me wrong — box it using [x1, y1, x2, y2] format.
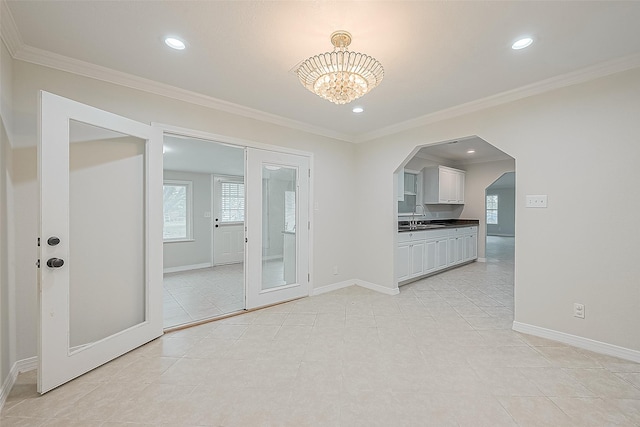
[0, 39, 12, 389]
[355, 68, 640, 354]
[163, 170, 213, 270]
[10, 59, 358, 361]
[461, 160, 516, 256]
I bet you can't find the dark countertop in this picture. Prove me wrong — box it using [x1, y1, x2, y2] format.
[398, 219, 479, 232]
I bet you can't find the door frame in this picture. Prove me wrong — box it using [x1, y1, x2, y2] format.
[154, 123, 315, 302]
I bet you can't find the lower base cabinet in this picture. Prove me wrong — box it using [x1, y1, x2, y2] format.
[397, 226, 478, 282]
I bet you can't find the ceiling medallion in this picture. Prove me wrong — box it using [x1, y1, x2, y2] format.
[296, 31, 384, 105]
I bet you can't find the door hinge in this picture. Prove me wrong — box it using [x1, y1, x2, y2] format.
[308, 273, 310, 282]
[36, 259, 40, 268]
[37, 237, 40, 247]
[308, 221, 310, 230]
[245, 237, 248, 243]
[308, 169, 310, 178]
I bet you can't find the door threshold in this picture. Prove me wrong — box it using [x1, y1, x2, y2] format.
[163, 296, 307, 333]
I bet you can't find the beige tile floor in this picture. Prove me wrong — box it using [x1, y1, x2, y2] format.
[3, 236, 640, 426]
[163, 264, 245, 328]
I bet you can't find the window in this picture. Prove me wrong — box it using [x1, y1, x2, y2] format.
[163, 180, 192, 241]
[221, 181, 245, 222]
[486, 194, 498, 225]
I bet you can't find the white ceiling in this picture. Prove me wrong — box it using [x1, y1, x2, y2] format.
[5, 1, 640, 142]
[413, 136, 513, 166]
[163, 135, 244, 176]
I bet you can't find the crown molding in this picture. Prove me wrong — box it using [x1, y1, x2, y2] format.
[0, 0, 22, 57]
[0, 1, 353, 143]
[3, 0, 639, 145]
[355, 52, 640, 143]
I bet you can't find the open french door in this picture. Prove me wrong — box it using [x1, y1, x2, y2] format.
[245, 148, 310, 309]
[38, 91, 163, 393]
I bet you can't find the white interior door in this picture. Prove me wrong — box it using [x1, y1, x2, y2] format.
[213, 175, 245, 265]
[245, 148, 310, 309]
[38, 91, 163, 393]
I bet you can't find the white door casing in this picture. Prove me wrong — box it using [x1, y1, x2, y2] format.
[38, 91, 163, 393]
[245, 148, 310, 310]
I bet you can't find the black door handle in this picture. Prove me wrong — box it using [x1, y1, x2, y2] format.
[46, 258, 64, 268]
[47, 236, 61, 246]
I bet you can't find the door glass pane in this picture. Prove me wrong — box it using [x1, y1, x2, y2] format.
[68, 120, 146, 352]
[261, 164, 297, 290]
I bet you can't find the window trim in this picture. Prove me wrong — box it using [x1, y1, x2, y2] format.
[486, 194, 498, 225]
[219, 178, 245, 224]
[163, 179, 193, 242]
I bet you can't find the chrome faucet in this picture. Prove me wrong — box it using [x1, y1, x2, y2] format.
[410, 205, 426, 229]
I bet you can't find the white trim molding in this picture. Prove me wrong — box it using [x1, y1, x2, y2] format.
[0, 357, 37, 411]
[513, 321, 640, 364]
[312, 279, 400, 297]
[356, 52, 640, 143]
[163, 262, 212, 274]
[3, 0, 640, 146]
[311, 280, 356, 296]
[355, 279, 400, 296]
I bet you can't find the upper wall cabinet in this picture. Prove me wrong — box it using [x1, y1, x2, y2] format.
[422, 166, 465, 204]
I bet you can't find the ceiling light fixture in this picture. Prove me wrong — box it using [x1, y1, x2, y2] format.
[512, 37, 533, 50]
[164, 37, 186, 50]
[352, 107, 364, 113]
[296, 31, 384, 105]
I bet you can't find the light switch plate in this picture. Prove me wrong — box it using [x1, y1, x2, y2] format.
[526, 195, 548, 208]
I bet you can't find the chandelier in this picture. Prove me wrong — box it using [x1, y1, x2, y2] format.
[296, 31, 384, 105]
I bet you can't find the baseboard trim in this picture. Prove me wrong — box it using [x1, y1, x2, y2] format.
[0, 357, 37, 411]
[354, 279, 400, 296]
[512, 321, 640, 363]
[477, 257, 487, 263]
[163, 262, 212, 274]
[312, 279, 400, 296]
[311, 280, 356, 296]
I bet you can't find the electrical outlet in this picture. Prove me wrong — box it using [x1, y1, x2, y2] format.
[574, 303, 585, 319]
[526, 195, 548, 208]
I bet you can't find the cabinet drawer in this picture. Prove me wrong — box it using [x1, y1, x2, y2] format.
[424, 229, 450, 239]
[397, 231, 427, 243]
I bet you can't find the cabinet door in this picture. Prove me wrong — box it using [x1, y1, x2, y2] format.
[436, 239, 448, 269]
[469, 233, 477, 260]
[449, 235, 464, 265]
[439, 168, 455, 203]
[424, 240, 437, 273]
[455, 171, 465, 203]
[410, 241, 425, 277]
[396, 243, 411, 281]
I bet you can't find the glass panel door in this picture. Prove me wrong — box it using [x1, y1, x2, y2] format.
[245, 149, 309, 309]
[38, 91, 163, 393]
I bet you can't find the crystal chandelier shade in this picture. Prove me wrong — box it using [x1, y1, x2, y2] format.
[296, 31, 384, 105]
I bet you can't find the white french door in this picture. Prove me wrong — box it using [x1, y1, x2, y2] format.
[245, 148, 310, 309]
[38, 91, 163, 393]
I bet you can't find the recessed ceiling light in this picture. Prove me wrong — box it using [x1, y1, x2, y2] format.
[512, 37, 533, 50]
[352, 107, 364, 113]
[467, 149, 476, 154]
[164, 37, 186, 50]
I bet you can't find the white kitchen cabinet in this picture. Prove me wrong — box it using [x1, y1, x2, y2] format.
[397, 226, 477, 283]
[422, 166, 465, 204]
[463, 227, 478, 262]
[448, 231, 464, 266]
[396, 242, 411, 281]
[410, 240, 425, 277]
[396, 232, 426, 281]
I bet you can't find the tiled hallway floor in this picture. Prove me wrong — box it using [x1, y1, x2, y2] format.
[3, 237, 640, 426]
[163, 263, 244, 328]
